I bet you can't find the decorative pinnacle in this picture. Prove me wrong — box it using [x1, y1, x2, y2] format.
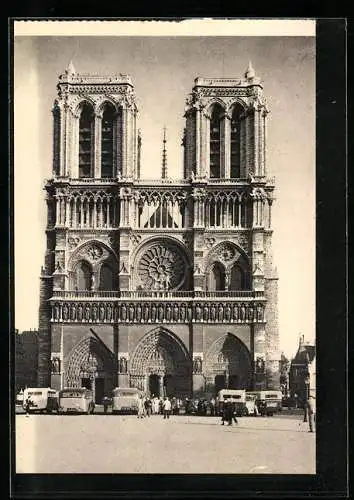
[162, 126, 168, 179]
[67, 60, 76, 74]
[245, 60, 255, 80]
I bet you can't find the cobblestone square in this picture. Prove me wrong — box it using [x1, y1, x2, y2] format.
[16, 413, 315, 474]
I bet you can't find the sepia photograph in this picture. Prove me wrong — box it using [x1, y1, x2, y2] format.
[13, 19, 317, 477]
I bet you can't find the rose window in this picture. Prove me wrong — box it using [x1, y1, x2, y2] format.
[138, 243, 186, 290]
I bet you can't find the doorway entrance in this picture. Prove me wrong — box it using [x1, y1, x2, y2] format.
[81, 378, 91, 390]
[95, 378, 105, 404]
[149, 374, 160, 397]
[228, 374, 238, 389]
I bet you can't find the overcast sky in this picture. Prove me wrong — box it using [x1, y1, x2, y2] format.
[14, 26, 315, 358]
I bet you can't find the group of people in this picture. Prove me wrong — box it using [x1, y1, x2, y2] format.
[220, 399, 238, 426]
[137, 395, 173, 419]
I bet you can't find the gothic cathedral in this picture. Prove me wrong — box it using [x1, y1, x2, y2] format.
[38, 62, 280, 403]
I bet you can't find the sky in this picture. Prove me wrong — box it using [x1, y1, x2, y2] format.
[14, 21, 316, 358]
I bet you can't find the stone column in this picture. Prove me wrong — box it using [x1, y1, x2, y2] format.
[223, 113, 231, 179]
[94, 112, 102, 178]
[254, 107, 260, 176]
[195, 108, 201, 176]
[159, 375, 164, 398]
[253, 323, 266, 390]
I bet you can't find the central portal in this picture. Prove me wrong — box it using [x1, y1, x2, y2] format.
[130, 328, 192, 398]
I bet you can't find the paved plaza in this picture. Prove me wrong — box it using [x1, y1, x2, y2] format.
[16, 412, 315, 474]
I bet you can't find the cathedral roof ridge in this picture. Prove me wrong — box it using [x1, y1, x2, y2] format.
[194, 75, 262, 88]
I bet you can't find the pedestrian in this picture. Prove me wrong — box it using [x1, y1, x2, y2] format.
[210, 397, 215, 416]
[163, 397, 172, 419]
[24, 396, 32, 417]
[306, 395, 316, 433]
[144, 397, 152, 417]
[137, 394, 145, 419]
[221, 400, 228, 425]
[231, 401, 238, 424]
[152, 395, 159, 415]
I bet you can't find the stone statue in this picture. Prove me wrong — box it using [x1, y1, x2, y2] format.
[52, 357, 60, 374]
[158, 304, 164, 322]
[129, 304, 135, 322]
[165, 304, 171, 322]
[70, 303, 76, 321]
[106, 303, 112, 322]
[232, 304, 238, 321]
[203, 304, 209, 322]
[62, 303, 69, 320]
[240, 303, 246, 321]
[195, 304, 202, 321]
[151, 304, 157, 322]
[187, 305, 193, 322]
[225, 303, 231, 322]
[92, 303, 98, 321]
[119, 356, 127, 374]
[210, 304, 216, 321]
[136, 303, 142, 322]
[85, 303, 91, 321]
[193, 356, 202, 374]
[143, 303, 150, 322]
[257, 303, 264, 321]
[77, 303, 83, 321]
[173, 304, 179, 322]
[218, 304, 224, 322]
[121, 304, 127, 321]
[54, 303, 60, 321]
[99, 304, 105, 321]
[256, 357, 265, 373]
[248, 304, 254, 321]
[180, 304, 186, 322]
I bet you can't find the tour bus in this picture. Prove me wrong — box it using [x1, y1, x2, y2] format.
[58, 388, 95, 415]
[247, 390, 283, 416]
[216, 389, 247, 417]
[112, 387, 142, 414]
[22, 387, 59, 414]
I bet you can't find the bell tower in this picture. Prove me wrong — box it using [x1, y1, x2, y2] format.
[183, 63, 280, 390]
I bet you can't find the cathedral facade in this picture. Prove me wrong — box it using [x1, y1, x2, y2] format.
[38, 62, 280, 403]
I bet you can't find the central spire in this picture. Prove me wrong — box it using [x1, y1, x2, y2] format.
[161, 126, 168, 179]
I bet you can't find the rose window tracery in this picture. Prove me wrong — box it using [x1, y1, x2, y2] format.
[138, 243, 186, 291]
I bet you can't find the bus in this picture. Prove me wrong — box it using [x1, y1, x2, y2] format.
[216, 389, 247, 417]
[58, 388, 95, 415]
[247, 390, 282, 416]
[112, 387, 142, 414]
[23, 388, 58, 414]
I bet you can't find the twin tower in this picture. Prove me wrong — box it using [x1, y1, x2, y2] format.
[38, 62, 280, 402]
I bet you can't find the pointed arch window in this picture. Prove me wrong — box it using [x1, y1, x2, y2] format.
[99, 263, 114, 291]
[79, 104, 94, 178]
[230, 104, 243, 178]
[101, 104, 115, 178]
[230, 264, 245, 291]
[209, 105, 223, 179]
[209, 262, 226, 291]
[75, 261, 92, 290]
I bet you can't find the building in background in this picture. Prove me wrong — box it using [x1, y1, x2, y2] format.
[15, 329, 39, 392]
[37, 62, 280, 403]
[289, 334, 316, 406]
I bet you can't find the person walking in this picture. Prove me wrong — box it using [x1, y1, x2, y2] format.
[144, 397, 152, 417]
[24, 396, 32, 417]
[137, 394, 145, 419]
[306, 395, 316, 432]
[163, 396, 172, 419]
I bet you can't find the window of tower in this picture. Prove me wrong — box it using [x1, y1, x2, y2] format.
[79, 104, 94, 178]
[75, 260, 92, 290]
[209, 105, 223, 178]
[101, 104, 115, 178]
[230, 104, 243, 179]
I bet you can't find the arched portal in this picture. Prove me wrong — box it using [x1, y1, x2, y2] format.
[65, 335, 117, 404]
[209, 262, 226, 291]
[130, 328, 192, 398]
[204, 333, 252, 395]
